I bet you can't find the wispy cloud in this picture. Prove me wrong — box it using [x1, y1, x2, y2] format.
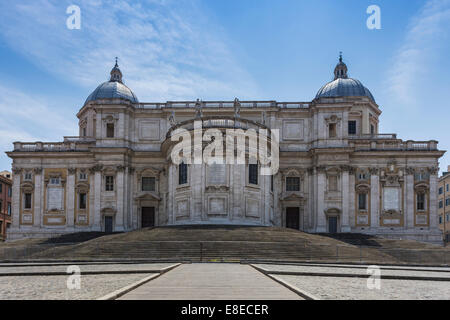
[387, 0, 450, 109]
[0, 83, 77, 169]
[0, 0, 260, 101]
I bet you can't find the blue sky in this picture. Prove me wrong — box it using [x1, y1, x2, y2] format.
[0, 0, 449, 173]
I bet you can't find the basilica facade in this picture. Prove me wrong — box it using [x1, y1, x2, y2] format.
[7, 57, 444, 243]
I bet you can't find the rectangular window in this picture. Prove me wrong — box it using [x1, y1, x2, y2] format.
[358, 193, 367, 210]
[328, 175, 338, 191]
[370, 124, 375, 135]
[179, 163, 188, 185]
[439, 216, 443, 224]
[24, 172, 32, 181]
[286, 177, 300, 192]
[417, 193, 425, 211]
[24, 193, 32, 209]
[106, 123, 115, 138]
[329, 123, 336, 138]
[0, 183, 2, 193]
[7, 203, 11, 215]
[50, 177, 60, 185]
[439, 200, 444, 209]
[79, 172, 87, 180]
[8, 186, 11, 197]
[439, 187, 443, 195]
[447, 214, 450, 222]
[271, 175, 273, 192]
[79, 193, 87, 209]
[249, 164, 258, 185]
[142, 177, 156, 192]
[447, 184, 449, 192]
[348, 121, 356, 135]
[446, 198, 450, 206]
[6, 223, 10, 229]
[0, 200, 2, 212]
[105, 176, 114, 191]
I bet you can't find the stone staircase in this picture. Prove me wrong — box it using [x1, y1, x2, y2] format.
[1, 226, 449, 265]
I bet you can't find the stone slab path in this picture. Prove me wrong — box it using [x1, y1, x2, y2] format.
[119, 263, 302, 300]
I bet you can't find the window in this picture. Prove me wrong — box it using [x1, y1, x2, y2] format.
[0, 183, 2, 193]
[179, 162, 188, 185]
[415, 172, 429, 181]
[0, 200, 2, 212]
[370, 124, 375, 135]
[24, 193, 32, 209]
[142, 177, 156, 192]
[447, 214, 450, 222]
[446, 198, 450, 206]
[440, 200, 444, 209]
[249, 164, 258, 185]
[82, 127, 87, 137]
[24, 172, 32, 181]
[348, 121, 356, 135]
[79, 193, 87, 209]
[447, 184, 449, 192]
[79, 172, 87, 180]
[286, 177, 300, 192]
[106, 123, 115, 138]
[50, 177, 60, 185]
[270, 175, 273, 192]
[328, 175, 338, 191]
[105, 176, 114, 191]
[439, 216, 443, 224]
[7, 203, 11, 215]
[439, 187, 443, 195]
[417, 193, 425, 211]
[8, 186, 11, 197]
[358, 193, 367, 210]
[6, 223, 10, 229]
[358, 173, 368, 180]
[329, 123, 336, 138]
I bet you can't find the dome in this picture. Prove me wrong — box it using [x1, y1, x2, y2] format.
[84, 59, 139, 105]
[315, 54, 375, 102]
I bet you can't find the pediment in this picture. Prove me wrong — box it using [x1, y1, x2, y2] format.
[135, 192, 161, 201]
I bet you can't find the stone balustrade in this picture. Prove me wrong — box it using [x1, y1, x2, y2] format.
[13, 138, 95, 152]
[136, 100, 310, 109]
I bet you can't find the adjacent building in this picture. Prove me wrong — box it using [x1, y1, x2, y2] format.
[6, 56, 445, 243]
[0, 171, 12, 240]
[438, 166, 450, 243]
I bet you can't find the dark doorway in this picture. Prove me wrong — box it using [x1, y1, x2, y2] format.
[286, 207, 300, 230]
[141, 207, 155, 228]
[104, 216, 113, 233]
[328, 216, 338, 233]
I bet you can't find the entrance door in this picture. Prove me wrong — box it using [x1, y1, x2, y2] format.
[141, 207, 155, 228]
[286, 207, 300, 230]
[328, 216, 338, 233]
[104, 216, 113, 233]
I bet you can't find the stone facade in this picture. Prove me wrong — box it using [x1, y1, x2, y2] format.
[6, 58, 444, 243]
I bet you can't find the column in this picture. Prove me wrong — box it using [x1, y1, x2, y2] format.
[316, 167, 327, 232]
[33, 168, 43, 228]
[405, 168, 415, 228]
[168, 165, 174, 224]
[116, 168, 125, 231]
[348, 169, 356, 228]
[429, 170, 438, 229]
[93, 169, 102, 230]
[370, 168, 379, 228]
[11, 169, 21, 228]
[66, 169, 75, 228]
[341, 167, 350, 232]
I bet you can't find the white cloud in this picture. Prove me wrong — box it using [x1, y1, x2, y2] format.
[0, 83, 77, 170]
[387, 0, 450, 108]
[0, 0, 260, 101]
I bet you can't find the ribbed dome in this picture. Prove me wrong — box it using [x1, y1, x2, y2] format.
[85, 81, 139, 104]
[315, 54, 375, 102]
[84, 59, 139, 105]
[315, 78, 375, 102]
